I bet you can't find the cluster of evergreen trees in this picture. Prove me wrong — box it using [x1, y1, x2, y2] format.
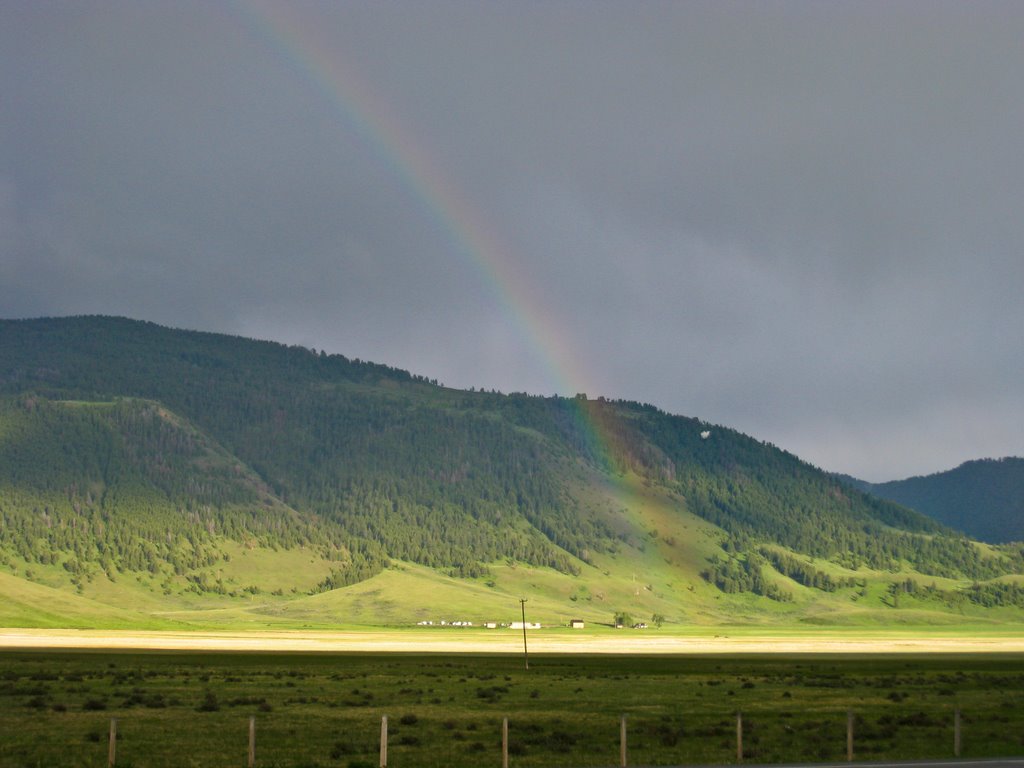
[0, 318, 614, 586]
[883, 577, 1024, 610]
[700, 553, 793, 602]
[758, 548, 859, 592]
[0, 396, 346, 592]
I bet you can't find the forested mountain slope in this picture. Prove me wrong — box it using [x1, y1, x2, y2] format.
[1, 316, 1023, 627]
[859, 458, 1024, 544]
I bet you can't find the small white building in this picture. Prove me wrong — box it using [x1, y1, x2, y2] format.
[510, 621, 541, 630]
[569, 619, 585, 629]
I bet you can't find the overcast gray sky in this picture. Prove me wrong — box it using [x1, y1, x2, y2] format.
[2, 1, 1023, 481]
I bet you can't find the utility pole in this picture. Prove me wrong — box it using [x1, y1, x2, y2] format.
[519, 598, 529, 670]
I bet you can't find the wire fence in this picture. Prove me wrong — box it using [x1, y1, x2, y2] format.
[94, 706, 990, 768]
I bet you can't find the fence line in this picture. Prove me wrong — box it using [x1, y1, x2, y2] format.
[249, 715, 256, 768]
[621, 714, 628, 768]
[847, 710, 854, 762]
[503, 716, 509, 768]
[736, 711, 743, 763]
[108, 717, 117, 768]
[97, 708, 973, 767]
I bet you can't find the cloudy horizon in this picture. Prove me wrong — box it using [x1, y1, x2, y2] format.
[3, 1, 1023, 482]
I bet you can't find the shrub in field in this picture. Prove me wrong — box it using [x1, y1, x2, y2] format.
[330, 741, 355, 759]
[196, 691, 219, 712]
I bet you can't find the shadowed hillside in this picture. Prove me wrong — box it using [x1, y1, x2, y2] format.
[859, 458, 1024, 544]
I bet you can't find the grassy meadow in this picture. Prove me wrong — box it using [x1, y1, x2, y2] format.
[3, 651, 1024, 767]
[6, 474, 1024, 633]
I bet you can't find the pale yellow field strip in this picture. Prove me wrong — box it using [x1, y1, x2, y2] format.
[3, 629, 1024, 654]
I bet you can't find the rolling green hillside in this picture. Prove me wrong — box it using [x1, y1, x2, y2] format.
[1, 315, 1023, 628]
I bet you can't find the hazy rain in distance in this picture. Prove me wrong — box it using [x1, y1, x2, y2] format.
[2, 0, 1023, 481]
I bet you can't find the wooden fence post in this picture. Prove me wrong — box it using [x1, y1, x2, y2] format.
[380, 715, 388, 768]
[248, 716, 255, 768]
[620, 715, 627, 768]
[847, 710, 854, 761]
[502, 717, 509, 768]
[108, 718, 117, 767]
[954, 708, 961, 757]
[736, 711, 743, 763]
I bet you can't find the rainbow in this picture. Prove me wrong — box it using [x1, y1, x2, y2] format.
[231, 1, 631, 480]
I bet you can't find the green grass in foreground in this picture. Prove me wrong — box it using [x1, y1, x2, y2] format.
[2, 652, 1024, 767]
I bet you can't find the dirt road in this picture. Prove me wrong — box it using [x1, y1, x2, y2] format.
[3, 628, 1023, 654]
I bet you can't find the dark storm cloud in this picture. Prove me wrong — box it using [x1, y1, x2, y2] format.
[2, 1, 1023, 480]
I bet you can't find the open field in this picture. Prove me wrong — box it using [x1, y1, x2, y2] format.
[3, 650, 1024, 767]
[4, 627, 1024, 654]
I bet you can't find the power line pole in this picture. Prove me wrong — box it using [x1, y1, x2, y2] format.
[519, 598, 529, 670]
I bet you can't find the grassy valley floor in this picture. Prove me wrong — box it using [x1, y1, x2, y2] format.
[3, 650, 1024, 767]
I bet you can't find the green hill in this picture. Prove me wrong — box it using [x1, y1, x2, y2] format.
[859, 458, 1024, 544]
[1, 315, 1023, 629]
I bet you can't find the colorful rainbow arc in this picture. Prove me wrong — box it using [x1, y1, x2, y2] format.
[232, 3, 584, 393]
[231, 1, 636, 492]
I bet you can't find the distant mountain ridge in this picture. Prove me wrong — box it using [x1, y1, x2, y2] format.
[1, 315, 1023, 628]
[854, 458, 1024, 544]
